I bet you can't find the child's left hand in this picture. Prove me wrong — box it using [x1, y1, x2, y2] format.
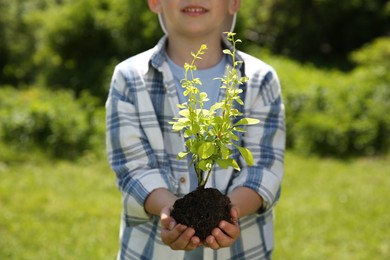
[204, 206, 240, 249]
[160, 204, 202, 251]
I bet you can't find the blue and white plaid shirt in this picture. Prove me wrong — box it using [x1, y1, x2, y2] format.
[106, 36, 285, 260]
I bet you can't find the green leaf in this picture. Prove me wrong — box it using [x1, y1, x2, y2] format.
[199, 109, 210, 117]
[213, 115, 223, 124]
[215, 159, 240, 170]
[184, 128, 192, 137]
[193, 78, 202, 85]
[215, 159, 229, 169]
[172, 122, 186, 131]
[192, 124, 200, 134]
[177, 103, 187, 109]
[198, 142, 215, 159]
[233, 127, 246, 132]
[237, 146, 255, 166]
[229, 132, 239, 141]
[240, 76, 249, 83]
[231, 108, 242, 116]
[235, 97, 244, 105]
[198, 159, 212, 172]
[221, 145, 232, 159]
[179, 109, 190, 117]
[222, 49, 233, 56]
[210, 102, 223, 112]
[199, 92, 208, 101]
[177, 152, 189, 159]
[234, 117, 260, 126]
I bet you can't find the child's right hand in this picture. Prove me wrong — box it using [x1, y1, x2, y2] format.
[160, 205, 202, 251]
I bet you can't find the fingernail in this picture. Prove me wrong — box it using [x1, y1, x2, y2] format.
[169, 221, 175, 230]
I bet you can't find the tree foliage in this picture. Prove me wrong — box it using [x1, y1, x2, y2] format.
[1, 0, 389, 100]
[0, 86, 104, 158]
[0, 0, 162, 99]
[277, 37, 390, 156]
[240, 0, 390, 68]
[0, 0, 389, 157]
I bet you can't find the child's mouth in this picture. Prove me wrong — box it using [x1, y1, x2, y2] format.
[182, 6, 208, 15]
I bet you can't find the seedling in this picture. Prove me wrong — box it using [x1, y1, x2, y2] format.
[170, 32, 259, 188]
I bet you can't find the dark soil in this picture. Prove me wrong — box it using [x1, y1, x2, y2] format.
[170, 187, 232, 241]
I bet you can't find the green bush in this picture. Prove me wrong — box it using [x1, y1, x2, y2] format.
[2, 37, 389, 159]
[0, 0, 161, 101]
[252, 37, 390, 156]
[292, 82, 390, 156]
[0, 87, 105, 158]
[240, 0, 390, 68]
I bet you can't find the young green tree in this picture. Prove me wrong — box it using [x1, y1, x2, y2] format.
[170, 33, 259, 188]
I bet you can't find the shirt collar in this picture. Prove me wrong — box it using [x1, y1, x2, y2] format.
[150, 36, 169, 70]
[149, 35, 244, 72]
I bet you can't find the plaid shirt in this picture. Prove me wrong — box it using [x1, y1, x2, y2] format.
[106, 36, 285, 260]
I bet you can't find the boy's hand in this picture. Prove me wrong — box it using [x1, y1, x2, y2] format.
[204, 206, 240, 249]
[160, 205, 201, 250]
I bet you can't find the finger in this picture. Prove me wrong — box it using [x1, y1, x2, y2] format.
[219, 219, 240, 239]
[212, 226, 233, 248]
[204, 233, 220, 250]
[160, 206, 173, 228]
[206, 219, 240, 249]
[230, 206, 240, 222]
[161, 223, 187, 245]
[169, 226, 197, 250]
[185, 235, 201, 250]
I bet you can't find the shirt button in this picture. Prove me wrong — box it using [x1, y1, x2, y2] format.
[180, 177, 186, 183]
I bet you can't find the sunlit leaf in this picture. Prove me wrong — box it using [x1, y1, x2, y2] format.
[215, 159, 240, 170]
[223, 49, 233, 55]
[184, 128, 192, 137]
[172, 123, 186, 131]
[198, 159, 212, 171]
[177, 151, 189, 159]
[229, 132, 239, 141]
[179, 109, 190, 117]
[213, 115, 223, 124]
[233, 126, 246, 132]
[192, 123, 200, 133]
[235, 97, 244, 105]
[199, 92, 208, 101]
[198, 142, 215, 159]
[177, 103, 187, 109]
[221, 145, 232, 159]
[234, 117, 260, 126]
[210, 102, 223, 112]
[237, 146, 255, 166]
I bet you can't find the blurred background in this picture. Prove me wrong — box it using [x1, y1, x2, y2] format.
[0, 0, 389, 259]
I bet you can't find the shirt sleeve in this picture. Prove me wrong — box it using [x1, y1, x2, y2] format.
[105, 66, 173, 224]
[228, 66, 285, 214]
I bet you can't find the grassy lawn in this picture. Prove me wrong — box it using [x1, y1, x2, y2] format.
[0, 153, 121, 260]
[0, 151, 389, 259]
[274, 153, 390, 260]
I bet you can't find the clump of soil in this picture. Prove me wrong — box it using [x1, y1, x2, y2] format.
[170, 187, 232, 241]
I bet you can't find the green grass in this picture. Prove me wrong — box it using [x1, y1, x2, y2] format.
[1, 150, 389, 259]
[0, 152, 121, 259]
[274, 152, 390, 260]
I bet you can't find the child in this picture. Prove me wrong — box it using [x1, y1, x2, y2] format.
[105, 0, 285, 259]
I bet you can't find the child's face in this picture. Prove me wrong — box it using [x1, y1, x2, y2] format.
[148, 0, 240, 36]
